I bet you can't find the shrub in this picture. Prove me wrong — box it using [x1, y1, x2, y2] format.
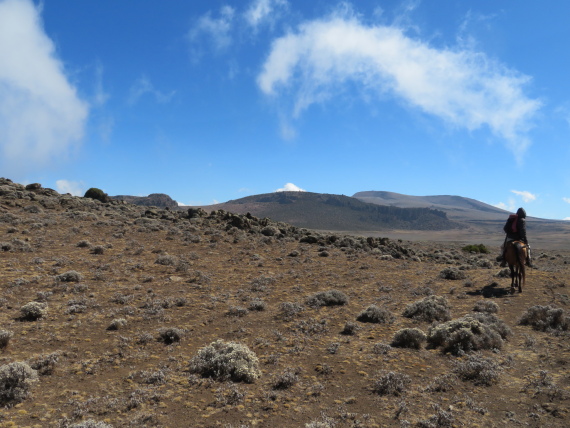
[83, 187, 109, 203]
[20, 302, 48, 321]
[107, 318, 127, 331]
[356, 305, 395, 324]
[56, 270, 83, 282]
[272, 367, 300, 390]
[372, 371, 411, 396]
[391, 328, 426, 349]
[519, 305, 569, 332]
[427, 314, 508, 355]
[341, 321, 359, 335]
[279, 302, 304, 318]
[157, 327, 184, 344]
[91, 245, 105, 255]
[306, 290, 348, 308]
[76, 240, 92, 248]
[248, 298, 266, 311]
[440, 267, 467, 280]
[0, 330, 13, 349]
[189, 340, 261, 383]
[155, 254, 177, 266]
[68, 421, 113, 428]
[0, 362, 38, 405]
[453, 354, 502, 386]
[462, 244, 490, 254]
[226, 306, 249, 317]
[402, 295, 451, 322]
[28, 352, 60, 375]
[473, 300, 499, 314]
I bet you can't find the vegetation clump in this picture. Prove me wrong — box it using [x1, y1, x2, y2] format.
[189, 340, 261, 383]
[83, 187, 109, 203]
[473, 300, 499, 314]
[56, 271, 83, 282]
[356, 305, 395, 324]
[453, 354, 502, 386]
[439, 267, 467, 280]
[402, 295, 451, 322]
[372, 371, 411, 396]
[0, 362, 38, 405]
[462, 244, 490, 254]
[20, 302, 48, 321]
[427, 314, 510, 355]
[519, 305, 569, 332]
[306, 289, 348, 308]
[391, 328, 426, 349]
[0, 330, 13, 349]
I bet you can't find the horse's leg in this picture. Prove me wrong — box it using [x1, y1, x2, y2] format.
[509, 266, 516, 293]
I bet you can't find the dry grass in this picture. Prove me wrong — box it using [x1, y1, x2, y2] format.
[1, 178, 570, 427]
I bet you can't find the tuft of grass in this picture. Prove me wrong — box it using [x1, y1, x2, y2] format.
[189, 339, 261, 383]
[402, 295, 451, 322]
[357, 305, 395, 324]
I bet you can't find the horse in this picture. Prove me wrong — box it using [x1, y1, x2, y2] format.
[504, 240, 527, 293]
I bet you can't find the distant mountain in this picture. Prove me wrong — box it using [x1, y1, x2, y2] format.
[200, 191, 463, 231]
[111, 193, 177, 208]
[353, 191, 509, 222]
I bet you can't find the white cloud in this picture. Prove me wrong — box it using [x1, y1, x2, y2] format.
[0, 0, 89, 174]
[128, 75, 175, 105]
[190, 6, 235, 51]
[245, 0, 288, 29]
[494, 199, 515, 212]
[257, 11, 541, 157]
[564, 217, 570, 221]
[55, 179, 85, 196]
[511, 190, 536, 203]
[93, 62, 109, 106]
[275, 182, 305, 192]
[563, 197, 570, 204]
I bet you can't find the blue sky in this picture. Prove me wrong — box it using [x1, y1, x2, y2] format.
[1, 0, 570, 220]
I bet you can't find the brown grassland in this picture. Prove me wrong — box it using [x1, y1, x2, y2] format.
[1, 179, 569, 427]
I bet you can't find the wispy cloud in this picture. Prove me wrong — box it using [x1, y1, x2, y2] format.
[244, 0, 288, 29]
[128, 75, 175, 105]
[257, 9, 541, 158]
[190, 6, 236, 51]
[93, 62, 109, 106]
[275, 182, 305, 192]
[511, 190, 536, 203]
[494, 199, 515, 212]
[0, 0, 88, 175]
[563, 197, 570, 204]
[55, 179, 85, 196]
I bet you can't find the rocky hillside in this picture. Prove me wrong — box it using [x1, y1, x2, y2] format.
[111, 193, 178, 208]
[200, 191, 464, 232]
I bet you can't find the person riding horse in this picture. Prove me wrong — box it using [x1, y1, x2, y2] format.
[499, 207, 533, 268]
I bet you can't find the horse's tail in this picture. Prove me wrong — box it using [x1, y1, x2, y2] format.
[514, 242, 526, 272]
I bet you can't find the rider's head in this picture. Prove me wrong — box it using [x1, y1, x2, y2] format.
[516, 207, 526, 218]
